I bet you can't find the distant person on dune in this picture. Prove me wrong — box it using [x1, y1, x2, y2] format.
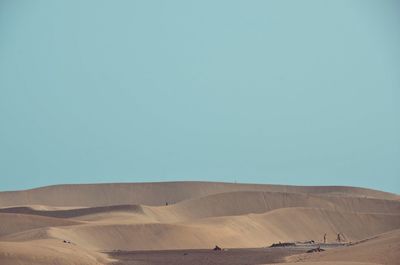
[337, 233, 341, 243]
[323, 233, 327, 243]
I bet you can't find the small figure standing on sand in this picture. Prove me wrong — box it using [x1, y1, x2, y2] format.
[165, 202, 168, 206]
[337, 233, 341, 243]
[323, 233, 327, 243]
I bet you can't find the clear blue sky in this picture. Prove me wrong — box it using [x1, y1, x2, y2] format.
[0, 0, 399, 193]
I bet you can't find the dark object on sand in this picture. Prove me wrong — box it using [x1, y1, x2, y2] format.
[298, 240, 315, 244]
[270, 242, 296, 247]
[213, 245, 222, 251]
[63, 240, 71, 244]
[307, 247, 325, 253]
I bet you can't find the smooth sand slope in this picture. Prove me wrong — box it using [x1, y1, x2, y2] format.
[0, 181, 398, 207]
[0, 239, 109, 265]
[0, 182, 399, 265]
[26, 207, 397, 251]
[286, 229, 400, 265]
[0, 213, 80, 237]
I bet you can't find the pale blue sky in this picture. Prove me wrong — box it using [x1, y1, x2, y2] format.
[0, 0, 399, 193]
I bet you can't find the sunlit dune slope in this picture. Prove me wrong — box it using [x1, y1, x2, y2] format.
[155, 190, 400, 220]
[0, 182, 397, 207]
[0, 239, 110, 265]
[0, 213, 80, 237]
[288, 229, 400, 265]
[4, 207, 397, 251]
[2, 190, 399, 223]
[0, 182, 399, 265]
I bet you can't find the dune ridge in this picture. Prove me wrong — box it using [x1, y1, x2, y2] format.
[2, 190, 398, 223]
[0, 204, 144, 218]
[0, 213, 80, 237]
[0, 182, 398, 207]
[0, 182, 399, 265]
[32, 207, 400, 251]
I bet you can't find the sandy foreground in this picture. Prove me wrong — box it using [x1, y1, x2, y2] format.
[0, 181, 399, 265]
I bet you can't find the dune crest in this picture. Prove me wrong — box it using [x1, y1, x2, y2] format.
[0, 182, 397, 207]
[0, 182, 399, 265]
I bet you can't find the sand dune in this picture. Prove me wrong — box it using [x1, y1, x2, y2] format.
[5, 207, 397, 251]
[0, 182, 399, 265]
[0, 239, 109, 265]
[0, 182, 397, 207]
[156, 190, 400, 221]
[2, 190, 398, 222]
[0, 213, 79, 237]
[287, 229, 400, 265]
[0, 204, 144, 218]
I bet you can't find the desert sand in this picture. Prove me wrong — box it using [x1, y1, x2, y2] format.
[0, 181, 399, 265]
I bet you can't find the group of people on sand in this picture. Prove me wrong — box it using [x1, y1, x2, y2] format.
[323, 233, 345, 243]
